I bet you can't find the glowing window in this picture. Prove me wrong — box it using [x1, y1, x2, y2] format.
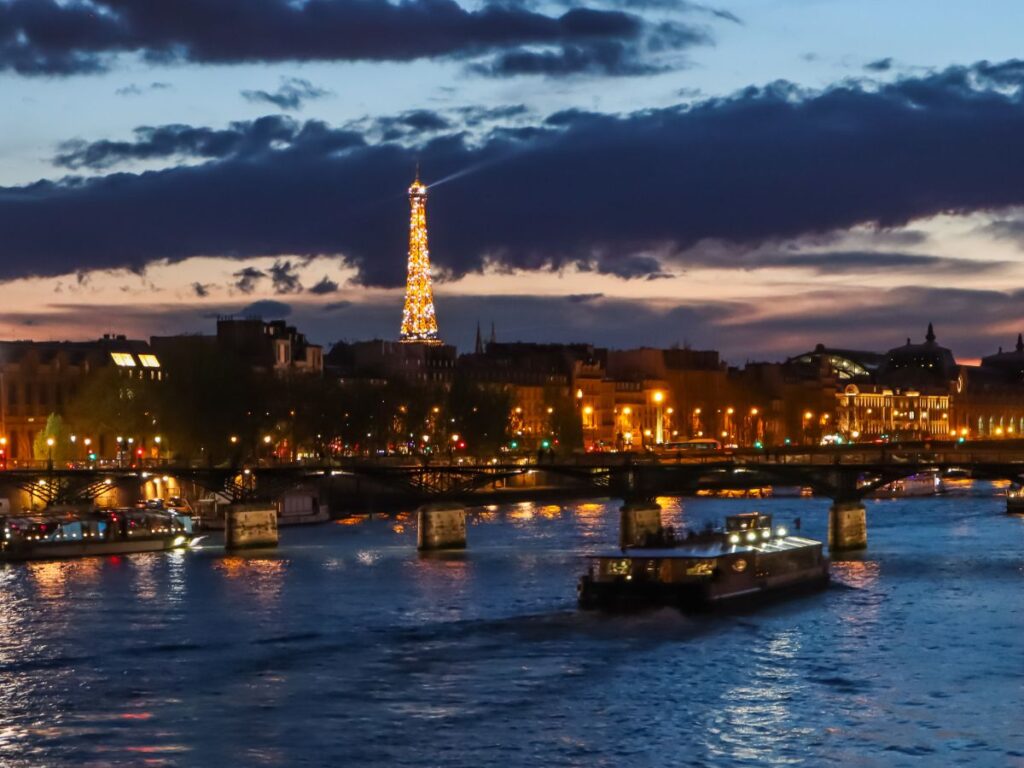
[110, 352, 136, 367]
[138, 354, 161, 368]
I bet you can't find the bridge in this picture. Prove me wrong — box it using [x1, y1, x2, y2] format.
[4, 439, 1023, 552]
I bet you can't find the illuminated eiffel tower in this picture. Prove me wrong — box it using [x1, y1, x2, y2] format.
[399, 170, 441, 344]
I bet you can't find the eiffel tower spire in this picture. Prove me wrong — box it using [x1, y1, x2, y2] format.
[399, 172, 441, 344]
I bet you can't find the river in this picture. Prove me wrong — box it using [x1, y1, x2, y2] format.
[0, 492, 1022, 766]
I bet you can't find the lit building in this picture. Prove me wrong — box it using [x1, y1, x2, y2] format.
[954, 334, 1024, 437]
[399, 173, 442, 344]
[0, 335, 162, 462]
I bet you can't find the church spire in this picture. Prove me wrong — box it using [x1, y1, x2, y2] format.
[1017, 333, 1023, 354]
[490, 321, 496, 345]
[475, 321, 483, 354]
[925, 322, 935, 344]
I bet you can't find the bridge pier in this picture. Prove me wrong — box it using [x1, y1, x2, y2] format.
[225, 504, 279, 550]
[828, 501, 867, 552]
[619, 501, 662, 548]
[417, 503, 467, 550]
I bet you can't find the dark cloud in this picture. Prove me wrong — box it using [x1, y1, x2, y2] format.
[192, 282, 209, 297]
[9, 61, 1024, 286]
[269, 259, 302, 294]
[241, 77, 330, 111]
[308, 276, 340, 295]
[567, 293, 604, 302]
[357, 109, 454, 141]
[115, 81, 172, 96]
[455, 104, 529, 126]
[865, 57, 894, 72]
[0, 0, 703, 77]
[323, 300, 353, 312]
[233, 267, 266, 294]
[240, 300, 292, 319]
[474, 21, 709, 77]
[53, 115, 363, 170]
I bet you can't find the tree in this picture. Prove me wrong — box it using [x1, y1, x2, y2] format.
[446, 379, 512, 456]
[544, 384, 583, 451]
[33, 413, 72, 463]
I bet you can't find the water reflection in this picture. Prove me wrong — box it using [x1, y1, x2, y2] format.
[213, 557, 288, 604]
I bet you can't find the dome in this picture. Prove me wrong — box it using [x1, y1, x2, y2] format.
[879, 323, 958, 388]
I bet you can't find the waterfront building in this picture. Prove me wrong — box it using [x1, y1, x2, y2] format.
[327, 340, 456, 384]
[458, 341, 597, 448]
[954, 334, 1024, 438]
[0, 335, 162, 462]
[153, 317, 323, 377]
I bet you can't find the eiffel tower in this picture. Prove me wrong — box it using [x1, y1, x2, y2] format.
[399, 170, 442, 344]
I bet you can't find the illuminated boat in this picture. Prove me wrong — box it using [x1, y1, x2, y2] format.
[577, 513, 829, 611]
[1, 507, 198, 561]
[873, 471, 942, 498]
[1007, 487, 1024, 514]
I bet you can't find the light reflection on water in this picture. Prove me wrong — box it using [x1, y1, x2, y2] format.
[0, 495, 1021, 766]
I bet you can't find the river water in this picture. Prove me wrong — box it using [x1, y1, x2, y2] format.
[0, 491, 1022, 767]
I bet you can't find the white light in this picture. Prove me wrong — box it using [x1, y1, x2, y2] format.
[761, 529, 770, 539]
[777, 527, 788, 537]
[746, 532, 757, 542]
[729, 534, 740, 545]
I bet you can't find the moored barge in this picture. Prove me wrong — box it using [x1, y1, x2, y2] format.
[1, 507, 197, 561]
[578, 513, 828, 611]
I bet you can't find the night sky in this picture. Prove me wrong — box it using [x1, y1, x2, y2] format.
[3, 0, 1024, 362]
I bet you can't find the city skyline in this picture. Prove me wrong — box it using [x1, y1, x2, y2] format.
[4, 2, 1024, 360]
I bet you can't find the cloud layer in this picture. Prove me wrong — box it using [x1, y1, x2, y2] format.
[0, 0, 707, 77]
[5, 61, 1024, 287]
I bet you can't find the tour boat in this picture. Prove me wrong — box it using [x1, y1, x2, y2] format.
[874, 470, 943, 497]
[577, 512, 829, 611]
[1, 507, 198, 561]
[1007, 487, 1024, 514]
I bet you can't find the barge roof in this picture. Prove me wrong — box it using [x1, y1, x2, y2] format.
[588, 536, 822, 559]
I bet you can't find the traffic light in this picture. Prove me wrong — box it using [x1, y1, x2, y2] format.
[541, 440, 550, 449]
[510, 441, 519, 449]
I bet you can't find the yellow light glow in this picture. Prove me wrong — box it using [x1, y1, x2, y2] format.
[583, 406, 593, 415]
[623, 407, 632, 415]
[804, 411, 813, 420]
[653, 391, 664, 403]
[110, 352, 136, 367]
[138, 353, 161, 368]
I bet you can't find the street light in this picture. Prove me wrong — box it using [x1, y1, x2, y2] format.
[653, 391, 664, 444]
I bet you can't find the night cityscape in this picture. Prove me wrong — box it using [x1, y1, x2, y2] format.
[3, 1, 1024, 766]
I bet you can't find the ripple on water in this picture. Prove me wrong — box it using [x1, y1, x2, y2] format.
[0, 495, 1022, 766]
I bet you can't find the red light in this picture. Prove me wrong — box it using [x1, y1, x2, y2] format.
[136, 448, 144, 456]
